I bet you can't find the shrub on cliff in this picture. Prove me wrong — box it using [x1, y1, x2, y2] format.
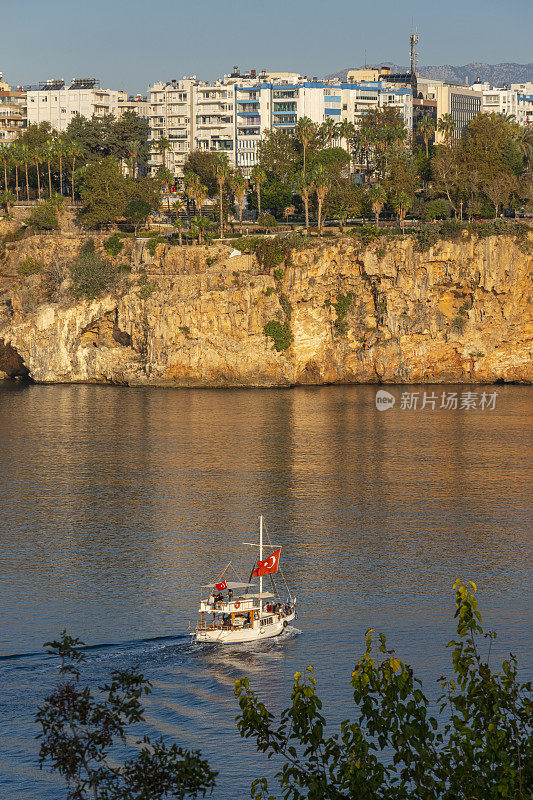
[236, 580, 533, 800]
[27, 200, 59, 231]
[70, 239, 119, 299]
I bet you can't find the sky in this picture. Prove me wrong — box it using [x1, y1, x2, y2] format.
[2, 0, 532, 95]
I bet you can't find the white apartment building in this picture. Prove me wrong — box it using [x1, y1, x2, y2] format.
[472, 81, 533, 126]
[149, 74, 415, 178]
[27, 79, 128, 131]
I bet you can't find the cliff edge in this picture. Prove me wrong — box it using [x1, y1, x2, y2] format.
[0, 230, 531, 386]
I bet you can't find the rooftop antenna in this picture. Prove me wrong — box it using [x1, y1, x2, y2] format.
[410, 28, 419, 76]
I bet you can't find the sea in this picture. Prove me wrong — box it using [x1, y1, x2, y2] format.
[0, 382, 531, 798]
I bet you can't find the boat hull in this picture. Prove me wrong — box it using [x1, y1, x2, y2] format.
[193, 612, 295, 644]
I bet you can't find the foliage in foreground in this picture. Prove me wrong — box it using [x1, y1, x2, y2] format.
[235, 581, 533, 800]
[36, 633, 217, 800]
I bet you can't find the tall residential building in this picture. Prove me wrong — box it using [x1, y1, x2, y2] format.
[417, 79, 482, 141]
[0, 88, 27, 143]
[26, 79, 128, 131]
[148, 73, 414, 178]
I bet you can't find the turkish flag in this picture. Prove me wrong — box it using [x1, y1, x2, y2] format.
[253, 548, 281, 577]
[215, 580, 227, 591]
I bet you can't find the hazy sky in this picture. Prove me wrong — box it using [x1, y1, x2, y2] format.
[2, 0, 532, 95]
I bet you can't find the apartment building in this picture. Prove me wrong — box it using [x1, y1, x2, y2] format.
[149, 73, 415, 178]
[0, 88, 27, 142]
[418, 79, 482, 141]
[472, 81, 533, 126]
[118, 94, 149, 119]
[26, 79, 128, 131]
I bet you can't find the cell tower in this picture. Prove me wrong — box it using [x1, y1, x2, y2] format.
[410, 29, 419, 76]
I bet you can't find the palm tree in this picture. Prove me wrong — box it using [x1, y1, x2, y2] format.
[173, 217, 185, 246]
[250, 165, 266, 218]
[292, 170, 315, 232]
[156, 137, 172, 213]
[295, 117, 316, 175]
[516, 126, 533, 170]
[312, 165, 331, 234]
[392, 191, 412, 233]
[320, 118, 339, 148]
[338, 120, 355, 163]
[419, 116, 436, 159]
[216, 161, 230, 237]
[44, 139, 55, 198]
[0, 143, 10, 192]
[68, 142, 83, 201]
[11, 143, 21, 202]
[33, 145, 43, 201]
[19, 143, 31, 201]
[184, 173, 207, 225]
[437, 114, 456, 146]
[231, 170, 248, 234]
[283, 205, 296, 223]
[127, 140, 141, 180]
[53, 134, 67, 196]
[368, 185, 387, 228]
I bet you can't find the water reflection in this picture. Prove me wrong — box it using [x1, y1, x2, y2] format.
[0, 383, 531, 799]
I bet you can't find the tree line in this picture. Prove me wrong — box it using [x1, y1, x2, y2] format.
[1, 107, 532, 234]
[181, 108, 533, 234]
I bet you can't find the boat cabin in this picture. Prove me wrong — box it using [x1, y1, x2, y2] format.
[198, 581, 277, 631]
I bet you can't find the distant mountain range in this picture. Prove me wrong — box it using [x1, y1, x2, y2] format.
[326, 63, 533, 86]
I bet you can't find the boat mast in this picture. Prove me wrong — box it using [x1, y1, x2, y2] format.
[259, 515, 263, 603]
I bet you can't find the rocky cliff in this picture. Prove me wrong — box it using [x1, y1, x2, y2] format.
[0, 229, 531, 385]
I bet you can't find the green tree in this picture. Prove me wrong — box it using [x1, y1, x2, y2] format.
[419, 115, 436, 159]
[79, 157, 128, 228]
[367, 185, 387, 228]
[258, 128, 301, 182]
[184, 172, 208, 225]
[0, 189, 15, 217]
[248, 178, 293, 216]
[312, 164, 331, 233]
[295, 117, 318, 175]
[319, 118, 339, 148]
[19, 142, 31, 201]
[338, 120, 355, 163]
[292, 170, 315, 232]
[437, 113, 457, 145]
[231, 169, 248, 233]
[236, 580, 533, 800]
[391, 190, 412, 231]
[250, 165, 267, 217]
[183, 151, 223, 197]
[37, 632, 217, 799]
[0, 143, 10, 191]
[124, 197, 152, 235]
[215, 159, 231, 237]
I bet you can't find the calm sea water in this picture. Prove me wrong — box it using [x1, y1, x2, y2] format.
[0, 383, 531, 799]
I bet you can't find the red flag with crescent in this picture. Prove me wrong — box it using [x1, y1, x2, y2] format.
[253, 548, 281, 577]
[215, 580, 227, 591]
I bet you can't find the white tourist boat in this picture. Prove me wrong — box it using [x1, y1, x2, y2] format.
[191, 517, 297, 644]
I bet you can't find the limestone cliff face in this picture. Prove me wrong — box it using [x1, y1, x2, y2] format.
[0, 230, 531, 385]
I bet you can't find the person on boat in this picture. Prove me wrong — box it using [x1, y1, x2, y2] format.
[214, 592, 224, 605]
[228, 588, 233, 601]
